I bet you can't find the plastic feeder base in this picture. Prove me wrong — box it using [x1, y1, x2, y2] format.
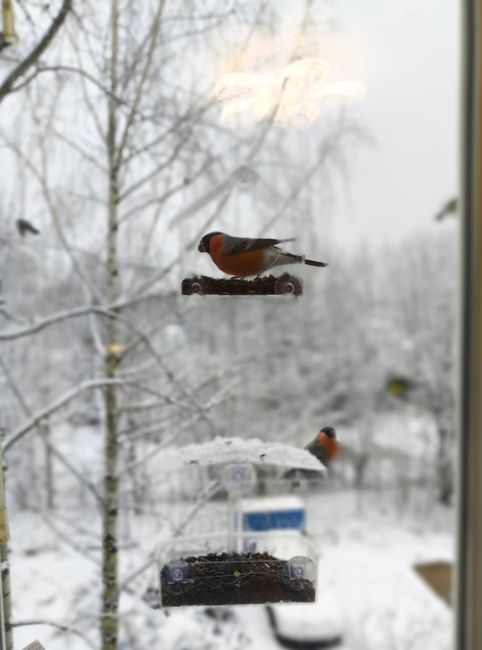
[181, 274, 303, 296]
[161, 552, 315, 607]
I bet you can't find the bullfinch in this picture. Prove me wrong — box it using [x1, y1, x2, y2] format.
[198, 232, 327, 277]
[305, 426, 339, 466]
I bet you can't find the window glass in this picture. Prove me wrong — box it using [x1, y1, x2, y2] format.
[0, 1, 458, 648]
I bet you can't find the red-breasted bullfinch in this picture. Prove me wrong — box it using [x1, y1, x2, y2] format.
[305, 426, 339, 466]
[198, 232, 328, 277]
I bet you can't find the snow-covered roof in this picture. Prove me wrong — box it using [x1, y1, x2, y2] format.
[158, 437, 326, 473]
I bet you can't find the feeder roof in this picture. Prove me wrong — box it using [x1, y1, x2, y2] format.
[158, 437, 326, 473]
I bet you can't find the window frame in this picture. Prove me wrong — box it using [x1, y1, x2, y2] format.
[456, 2, 482, 649]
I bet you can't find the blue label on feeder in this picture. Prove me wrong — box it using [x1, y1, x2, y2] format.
[242, 508, 305, 532]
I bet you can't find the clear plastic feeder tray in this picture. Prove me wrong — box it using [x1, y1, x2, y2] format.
[158, 530, 318, 607]
[181, 274, 303, 296]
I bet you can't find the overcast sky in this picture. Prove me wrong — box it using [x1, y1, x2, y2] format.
[327, 0, 459, 246]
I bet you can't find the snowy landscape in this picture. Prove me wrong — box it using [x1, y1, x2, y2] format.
[0, 1, 458, 649]
[9, 489, 454, 649]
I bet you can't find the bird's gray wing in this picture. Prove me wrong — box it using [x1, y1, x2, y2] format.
[223, 235, 295, 256]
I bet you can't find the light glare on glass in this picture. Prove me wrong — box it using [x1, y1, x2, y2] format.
[213, 31, 366, 128]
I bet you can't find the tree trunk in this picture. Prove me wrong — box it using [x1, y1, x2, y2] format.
[0, 431, 12, 650]
[0, 542, 12, 650]
[101, 1, 121, 647]
[101, 347, 120, 650]
[40, 419, 55, 510]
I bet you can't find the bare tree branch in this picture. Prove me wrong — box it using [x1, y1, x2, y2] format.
[0, 305, 114, 341]
[0, 132, 103, 302]
[0, 355, 104, 506]
[119, 479, 221, 591]
[0, 0, 73, 104]
[0, 298, 182, 342]
[4, 378, 127, 453]
[115, 0, 166, 164]
[11, 618, 96, 649]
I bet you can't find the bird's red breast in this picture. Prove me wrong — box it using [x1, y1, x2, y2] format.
[208, 234, 266, 277]
[316, 431, 339, 461]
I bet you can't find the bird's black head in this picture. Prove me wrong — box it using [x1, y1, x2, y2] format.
[198, 231, 222, 253]
[320, 426, 336, 439]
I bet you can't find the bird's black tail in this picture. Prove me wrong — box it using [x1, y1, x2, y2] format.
[280, 251, 328, 267]
[304, 258, 328, 268]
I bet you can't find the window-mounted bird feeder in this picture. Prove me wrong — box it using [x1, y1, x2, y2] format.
[156, 437, 324, 607]
[159, 530, 317, 607]
[181, 273, 302, 296]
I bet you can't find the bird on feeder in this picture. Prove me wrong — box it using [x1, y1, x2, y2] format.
[283, 426, 339, 482]
[305, 426, 339, 466]
[198, 232, 327, 277]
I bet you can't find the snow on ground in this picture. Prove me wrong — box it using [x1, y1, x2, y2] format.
[9, 489, 453, 649]
[304, 491, 453, 650]
[321, 535, 452, 650]
[10, 513, 100, 649]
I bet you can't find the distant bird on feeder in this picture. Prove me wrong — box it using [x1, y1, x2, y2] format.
[16, 219, 40, 237]
[305, 426, 339, 466]
[198, 232, 328, 277]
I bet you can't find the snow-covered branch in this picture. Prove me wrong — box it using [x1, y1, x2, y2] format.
[4, 378, 127, 453]
[0, 306, 112, 341]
